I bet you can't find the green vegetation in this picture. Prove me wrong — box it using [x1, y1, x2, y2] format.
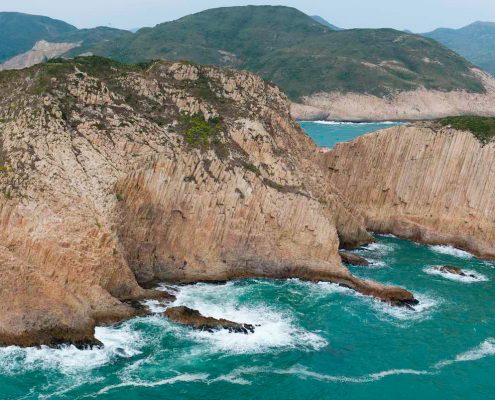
[116, 193, 124, 201]
[242, 162, 261, 175]
[83, 6, 486, 100]
[181, 114, 218, 148]
[0, 12, 76, 63]
[423, 22, 495, 77]
[435, 116, 495, 145]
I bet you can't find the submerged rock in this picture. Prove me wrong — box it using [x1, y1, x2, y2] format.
[434, 266, 476, 278]
[164, 306, 255, 334]
[339, 251, 369, 266]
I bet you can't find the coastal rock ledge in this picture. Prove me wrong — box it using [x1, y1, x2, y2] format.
[0, 57, 414, 347]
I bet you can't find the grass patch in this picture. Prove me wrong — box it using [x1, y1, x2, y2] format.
[435, 116, 495, 145]
[181, 113, 218, 148]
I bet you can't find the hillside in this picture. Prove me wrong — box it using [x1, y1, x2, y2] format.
[79, 5, 493, 120]
[0, 12, 76, 62]
[311, 15, 343, 30]
[422, 21, 495, 77]
[0, 26, 130, 71]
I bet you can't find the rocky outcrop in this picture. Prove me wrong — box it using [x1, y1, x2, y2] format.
[291, 69, 495, 121]
[339, 251, 369, 266]
[0, 58, 415, 347]
[0, 40, 79, 71]
[434, 266, 476, 278]
[323, 123, 495, 258]
[164, 306, 255, 334]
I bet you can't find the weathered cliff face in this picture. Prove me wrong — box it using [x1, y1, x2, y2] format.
[0, 40, 79, 71]
[291, 69, 495, 122]
[322, 123, 495, 258]
[0, 58, 415, 347]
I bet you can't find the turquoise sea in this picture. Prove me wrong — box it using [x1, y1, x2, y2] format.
[1, 123, 494, 400]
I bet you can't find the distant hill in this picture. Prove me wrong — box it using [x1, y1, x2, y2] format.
[84, 6, 486, 101]
[50, 26, 131, 56]
[0, 12, 76, 62]
[422, 21, 495, 76]
[311, 15, 343, 30]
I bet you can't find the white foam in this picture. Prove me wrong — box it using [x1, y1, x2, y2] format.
[424, 267, 489, 283]
[143, 299, 168, 313]
[167, 283, 328, 354]
[435, 338, 495, 369]
[361, 242, 396, 256]
[98, 373, 209, 394]
[273, 365, 431, 383]
[0, 321, 146, 375]
[429, 245, 474, 259]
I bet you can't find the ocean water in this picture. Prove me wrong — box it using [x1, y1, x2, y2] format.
[1, 124, 494, 400]
[301, 120, 404, 148]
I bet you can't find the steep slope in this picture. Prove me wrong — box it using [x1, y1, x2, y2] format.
[311, 15, 343, 30]
[83, 6, 495, 121]
[322, 120, 495, 259]
[423, 22, 495, 77]
[0, 12, 76, 63]
[0, 57, 415, 347]
[0, 27, 130, 71]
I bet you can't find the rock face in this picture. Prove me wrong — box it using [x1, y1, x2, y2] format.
[323, 123, 495, 258]
[339, 251, 369, 266]
[291, 69, 495, 121]
[0, 40, 79, 71]
[0, 57, 415, 347]
[164, 306, 255, 334]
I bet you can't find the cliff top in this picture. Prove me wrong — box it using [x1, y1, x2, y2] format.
[433, 116, 495, 145]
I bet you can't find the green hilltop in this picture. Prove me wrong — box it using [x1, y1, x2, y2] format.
[422, 22, 495, 77]
[79, 6, 486, 101]
[0, 12, 76, 62]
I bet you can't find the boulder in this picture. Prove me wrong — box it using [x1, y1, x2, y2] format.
[164, 306, 255, 334]
[339, 251, 370, 266]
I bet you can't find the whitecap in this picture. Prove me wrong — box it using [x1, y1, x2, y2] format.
[429, 245, 474, 259]
[435, 338, 495, 369]
[359, 242, 396, 256]
[424, 266, 489, 283]
[97, 373, 209, 394]
[274, 365, 431, 383]
[167, 283, 328, 354]
[0, 321, 146, 375]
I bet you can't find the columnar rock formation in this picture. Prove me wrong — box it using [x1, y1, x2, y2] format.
[322, 123, 495, 258]
[0, 58, 415, 347]
[292, 69, 495, 121]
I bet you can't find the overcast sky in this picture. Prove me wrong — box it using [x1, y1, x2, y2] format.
[2, 0, 495, 32]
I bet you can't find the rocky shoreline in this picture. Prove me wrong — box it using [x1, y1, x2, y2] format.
[0, 58, 418, 348]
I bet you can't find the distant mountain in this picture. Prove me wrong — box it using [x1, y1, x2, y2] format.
[0, 25, 130, 70]
[0, 12, 76, 62]
[311, 15, 343, 30]
[50, 26, 131, 57]
[130, 28, 142, 33]
[84, 5, 485, 102]
[422, 21, 495, 76]
[403, 29, 414, 34]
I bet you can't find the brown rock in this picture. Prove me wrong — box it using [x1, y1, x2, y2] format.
[164, 306, 255, 334]
[436, 266, 465, 276]
[339, 251, 370, 266]
[0, 59, 415, 347]
[323, 124, 495, 259]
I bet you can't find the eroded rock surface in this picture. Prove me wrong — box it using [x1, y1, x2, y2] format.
[164, 306, 255, 334]
[0, 58, 414, 346]
[323, 123, 495, 258]
[339, 251, 369, 266]
[434, 266, 476, 278]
